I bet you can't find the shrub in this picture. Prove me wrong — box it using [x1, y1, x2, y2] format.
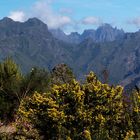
[17, 72, 133, 139]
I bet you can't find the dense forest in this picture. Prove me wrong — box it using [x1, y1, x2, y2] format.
[0, 58, 140, 140]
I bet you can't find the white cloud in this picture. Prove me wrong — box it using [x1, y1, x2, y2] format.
[127, 17, 140, 27]
[7, 0, 104, 32]
[8, 11, 26, 22]
[81, 16, 102, 25]
[30, 0, 72, 29]
[8, 0, 72, 29]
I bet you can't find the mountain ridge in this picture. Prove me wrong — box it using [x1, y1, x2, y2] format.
[50, 23, 125, 44]
[0, 17, 140, 89]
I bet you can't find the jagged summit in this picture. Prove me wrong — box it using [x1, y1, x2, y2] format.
[96, 23, 121, 32]
[95, 23, 124, 42]
[1, 17, 14, 22]
[25, 17, 47, 26]
[99, 23, 113, 28]
[0, 17, 15, 26]
[69, 32, 80, 36]
[50, 23, 125, 43]
[0, 17, 50, 37]
[82, 29, 95, 34]
[0, 17, 47, 28]
[0, 17, 125, 43]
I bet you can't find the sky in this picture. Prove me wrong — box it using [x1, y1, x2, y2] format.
[1, 0, 140, 34]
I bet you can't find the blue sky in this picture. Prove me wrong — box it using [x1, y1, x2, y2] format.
[1, 0, 140, 33]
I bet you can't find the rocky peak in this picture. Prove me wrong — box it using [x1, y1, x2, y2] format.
[0, 17, 14, 23]
[0, 17, 16, 27]
[0, 17, 52, 40]
[0, 17, 21, 38]
[69, 32, 80, 37]
[50, 24, 125, 43]
[95, 23, 124, 42]
[23, 18, 52, 38]
[68, 32, 81, 44]
[50, 28, 67, 40]
[81, 29, 95, 40]
[25, 18, 47, 27]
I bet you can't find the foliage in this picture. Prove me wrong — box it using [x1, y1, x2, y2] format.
[20, 67, 50, 97]
[83, 72, 124, 139]
[0, 59, 140, 139]
[17, 72, 139, 139]
[130, 90, 140, 138]
[0, 58, 22, 121]
[0, 59, 50, 122]
[51, 63, 75, 85]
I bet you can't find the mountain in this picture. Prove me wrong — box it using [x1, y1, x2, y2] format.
[0, 17, 75, 72]
[94, 23, 124, 42]
[75, 31, 140, 86]
[50, 28, 69, 43]
[0, 17, 140, 89]
[81, 29, 95, 41]
[50, 29, 81, 44]
[50, 23, 125, 44]
[68, 32, 81, 44]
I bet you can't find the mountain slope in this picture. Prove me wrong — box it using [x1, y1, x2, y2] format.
[75, 32, 140, 85]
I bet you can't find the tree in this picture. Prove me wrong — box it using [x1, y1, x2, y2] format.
[0, 58, 23, 121]
[20, 67, 50, 98]
[130, 90, 140, 138]
[51, 63, 75, 85]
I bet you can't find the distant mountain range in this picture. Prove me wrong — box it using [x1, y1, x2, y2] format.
[50, 23, 124, 44]
[0, 17, 140, 89]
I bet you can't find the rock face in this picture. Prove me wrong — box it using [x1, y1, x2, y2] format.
[0, 17, 140, 89]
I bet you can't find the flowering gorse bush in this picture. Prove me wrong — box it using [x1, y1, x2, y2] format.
[16, 72, 139, 140]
